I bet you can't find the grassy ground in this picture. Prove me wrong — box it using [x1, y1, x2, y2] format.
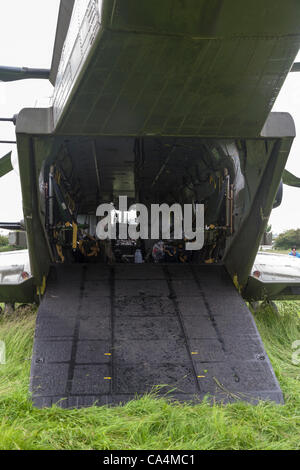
[0, 302, 299, 450]
[0, 246, 22, 253]
[0, 246, 14, 253]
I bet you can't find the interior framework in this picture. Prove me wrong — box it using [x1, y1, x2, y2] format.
[36, 135, 278, 267]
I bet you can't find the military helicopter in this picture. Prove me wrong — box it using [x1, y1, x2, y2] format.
[0, 0, 300, 407]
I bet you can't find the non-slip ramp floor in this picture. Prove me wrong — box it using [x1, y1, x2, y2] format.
[30, 264, 283, 408]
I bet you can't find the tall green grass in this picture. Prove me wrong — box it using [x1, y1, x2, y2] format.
[0, 302, 299, 450]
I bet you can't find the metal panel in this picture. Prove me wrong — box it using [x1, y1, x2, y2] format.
[50, 0, 75, 85]
[30, 264, 283, 408]
[56, 31, 300, 137]
[0, 277, 35, 303]
[51, 1, 300, 137]
[53, 0, 102, 126]
[0, 152, 12, 178]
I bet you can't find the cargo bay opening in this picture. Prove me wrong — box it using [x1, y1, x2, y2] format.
[13, 112, 294, 302]
[39, 136, 247, 266]
[27, 133, 286, 407]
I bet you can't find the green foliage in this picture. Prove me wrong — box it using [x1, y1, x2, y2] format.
[266, 224, 272, 233]
[0, 246, 22, 253]
[0, 235, 9, 247]
[0, 246, 13, 253]
[0, 303, 300, 450]
[274, 229, 300, 250]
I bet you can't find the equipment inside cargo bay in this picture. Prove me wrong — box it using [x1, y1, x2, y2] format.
[41, 136, 237, 266]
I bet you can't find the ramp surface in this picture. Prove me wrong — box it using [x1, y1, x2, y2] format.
[31, 264, 283, 408]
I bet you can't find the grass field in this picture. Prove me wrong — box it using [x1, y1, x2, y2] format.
[0, 302, 299, 450]
[0, 246, 15, 253]
[0, 246, 22, 253]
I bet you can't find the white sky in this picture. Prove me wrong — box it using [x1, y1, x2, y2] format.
[0, 0, 60, 224]
[0, 0, 299, 235]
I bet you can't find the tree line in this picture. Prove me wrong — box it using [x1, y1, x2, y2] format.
[274, 229, 300, 250]
[0, 235, 9, 247]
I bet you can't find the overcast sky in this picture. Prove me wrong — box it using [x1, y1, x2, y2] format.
[0, 0, 60, 225]
[0, 0, 299, 234]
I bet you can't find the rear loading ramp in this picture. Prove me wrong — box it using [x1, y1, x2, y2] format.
[52, 0, 300, 137]
[30, 264, 283, 408]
